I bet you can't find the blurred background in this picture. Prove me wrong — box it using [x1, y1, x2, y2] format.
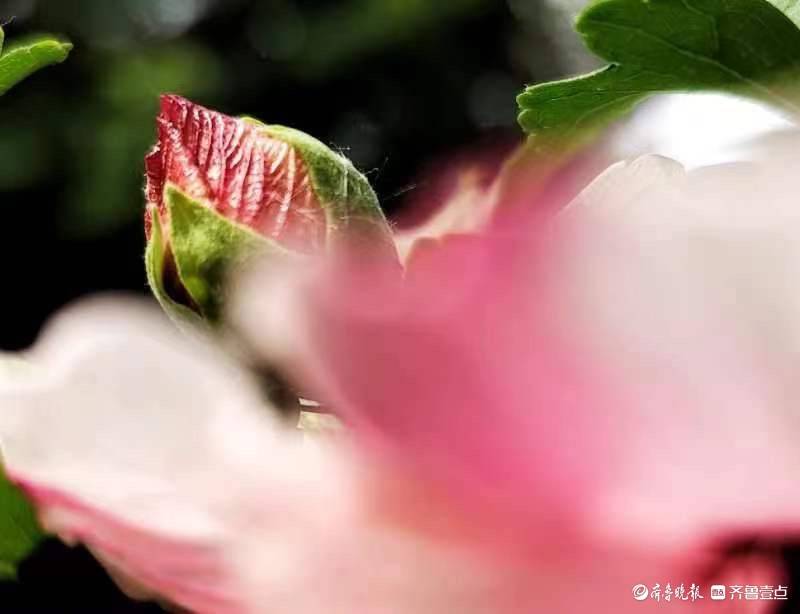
[0, 0, 595, 611]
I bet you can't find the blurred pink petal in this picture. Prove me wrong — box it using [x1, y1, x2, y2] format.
[5, 142, 800, 611]
[0, 298, 353, 613]
[0, 300, 779, 612]
[234, 146, 800, 608]
[0, 297, 708, 614]
[562, 152, 800, 545]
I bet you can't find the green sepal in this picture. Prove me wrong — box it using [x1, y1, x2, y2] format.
[153, 185, 295, 323]
[0, 30, 72, 96]
[517, 0, 800, 149]
[246, 121, 395, 246]
[0, 357, 45, 580]
[145, 201, 207, 329]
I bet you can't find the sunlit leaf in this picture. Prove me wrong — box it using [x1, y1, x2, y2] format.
[0, 31, 72, 96]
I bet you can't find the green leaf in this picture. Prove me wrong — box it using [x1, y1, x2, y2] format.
[0, 470, 43, 579]
[0, 357, 45, 579]
[163, 185, 294, 322]
[770, 0, 800, 27]
[517, 0, 800, 148]
[0, 31, 72, 96]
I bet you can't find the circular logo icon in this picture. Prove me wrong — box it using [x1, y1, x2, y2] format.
[632, 584, 649, 601]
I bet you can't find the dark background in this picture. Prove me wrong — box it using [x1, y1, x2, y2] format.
[0, 0, 580, 611]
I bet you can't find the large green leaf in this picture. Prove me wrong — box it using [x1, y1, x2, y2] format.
[517, 0, 800, 148]
[0, 29, 72, 96]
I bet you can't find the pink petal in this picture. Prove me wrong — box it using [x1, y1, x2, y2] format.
[0, 298, 350, 613]
[235, 147, 800, 570]
[0, 295, 786, 612]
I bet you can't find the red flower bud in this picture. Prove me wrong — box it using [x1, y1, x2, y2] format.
[145, 94, 326, 252]
[144, 95, 395, 324]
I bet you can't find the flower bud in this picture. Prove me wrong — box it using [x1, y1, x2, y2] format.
[144, 95, 395, 323]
